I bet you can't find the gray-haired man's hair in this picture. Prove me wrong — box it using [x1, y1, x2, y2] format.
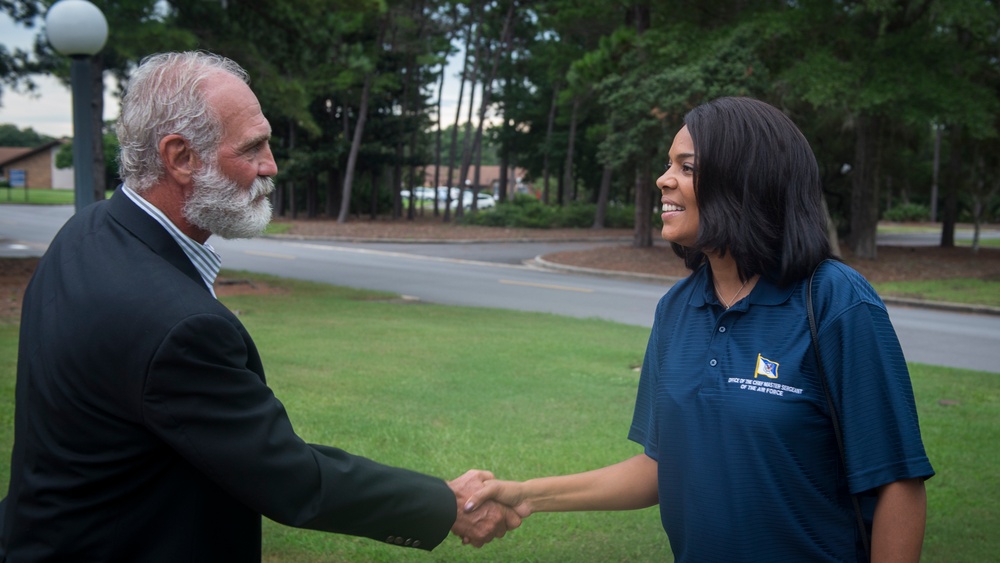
[116, 51, 249, 193]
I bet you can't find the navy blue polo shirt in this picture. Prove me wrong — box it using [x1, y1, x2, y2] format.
[629, 261, 933, 562]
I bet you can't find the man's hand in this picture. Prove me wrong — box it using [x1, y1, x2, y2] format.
[448, 469, 523, 547]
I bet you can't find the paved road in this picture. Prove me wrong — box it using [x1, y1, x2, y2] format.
[3, 204, 999, 373]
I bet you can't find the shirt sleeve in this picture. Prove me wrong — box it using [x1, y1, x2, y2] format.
[813, 273, 935, 494]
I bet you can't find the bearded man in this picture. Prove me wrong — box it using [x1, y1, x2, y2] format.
[0, 51, 516, 561]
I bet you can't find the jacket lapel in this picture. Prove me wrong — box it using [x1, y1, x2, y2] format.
[105, 188, 209, 293]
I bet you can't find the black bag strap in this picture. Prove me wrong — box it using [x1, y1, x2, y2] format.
[807, 261, 871, 560]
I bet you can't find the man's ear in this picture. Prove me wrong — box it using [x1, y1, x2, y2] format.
[159, 134, 200, 184]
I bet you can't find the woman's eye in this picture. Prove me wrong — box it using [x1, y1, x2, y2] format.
[682, 164, 695, 173]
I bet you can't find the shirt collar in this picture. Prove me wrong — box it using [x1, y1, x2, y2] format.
[122, 185, 221, 298]
[688, 264, 795, 310]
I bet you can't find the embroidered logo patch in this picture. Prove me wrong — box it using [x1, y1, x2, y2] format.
[754, 354, 779, 379]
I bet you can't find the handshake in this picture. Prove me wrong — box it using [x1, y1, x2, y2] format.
[447, 469, 528, 547]
[444, 455, 657, 547]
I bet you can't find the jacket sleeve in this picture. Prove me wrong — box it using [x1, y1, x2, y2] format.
[141, 312, 456, 550]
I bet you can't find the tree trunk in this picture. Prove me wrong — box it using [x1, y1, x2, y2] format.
[632, 165, 652, 248]
[458, 1, 515, 216]
[287, 120, 297, 219]
[849, 114, 883, 259]
[455, 58, 480, 220]
[445, 20, 475, 222]
[337, 73, 374, 224]
[930, 123, 941, 222]
[592, 163, 612, 229]
[497, 45, 513, 204]
[433, 62, 446, 217]
[940, 124, 961, 248]
[306, 174, 318, 218]
[393, 138, 404, 219]
[406, 118, 419, 220]
[542, 85, 559, 205]
[822, 195, 841, 258]
[326, 168, 339, 218]
[369, 167, 379, 220]
[498, 121, 509, 203]
[561, 96, 580, 206]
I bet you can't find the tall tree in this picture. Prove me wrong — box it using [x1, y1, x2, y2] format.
[773, 0, 998, 258]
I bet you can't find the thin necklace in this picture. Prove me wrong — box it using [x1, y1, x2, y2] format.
[715, 277, 749, 309]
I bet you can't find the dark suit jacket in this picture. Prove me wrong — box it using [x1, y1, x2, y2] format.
[0, 190, 455, 561]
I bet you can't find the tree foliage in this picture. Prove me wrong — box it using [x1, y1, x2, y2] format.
[2, 0, 997, 250]
[0, 122, 53, 146]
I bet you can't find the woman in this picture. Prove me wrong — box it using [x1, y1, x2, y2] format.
[466, 97, 934, 562]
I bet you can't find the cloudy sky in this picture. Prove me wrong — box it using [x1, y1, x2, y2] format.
[0, 11, 120, 138]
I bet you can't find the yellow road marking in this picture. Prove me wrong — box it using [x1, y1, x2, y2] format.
[499, 279, 594, 293]
[243, 250, 295, 260]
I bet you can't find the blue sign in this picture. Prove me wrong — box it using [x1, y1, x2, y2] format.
[9, 169, 26, 188]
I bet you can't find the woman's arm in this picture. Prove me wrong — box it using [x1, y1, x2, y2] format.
[463, 454, 658, 517]
[870, 478, 926, 563]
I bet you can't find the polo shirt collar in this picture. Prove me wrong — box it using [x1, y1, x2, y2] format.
[688, 264, 795, 310]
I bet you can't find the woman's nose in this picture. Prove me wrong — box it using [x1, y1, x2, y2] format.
[656, 171, 673, 191]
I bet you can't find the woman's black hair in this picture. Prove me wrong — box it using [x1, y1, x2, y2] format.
[671, 97, 834, 285]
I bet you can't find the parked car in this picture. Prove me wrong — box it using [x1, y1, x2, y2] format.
[399, 187, 436, 201]
[449, 192, 496, 211]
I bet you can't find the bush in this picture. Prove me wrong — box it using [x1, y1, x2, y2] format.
[458, 196, 638, 229]
[883, 203, 930, 222]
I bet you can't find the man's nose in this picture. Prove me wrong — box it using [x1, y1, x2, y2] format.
[259, 145, 278, 177]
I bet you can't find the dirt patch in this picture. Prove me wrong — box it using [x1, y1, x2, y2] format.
[0, 257, 38, 325]
[0, 258, 286, 324]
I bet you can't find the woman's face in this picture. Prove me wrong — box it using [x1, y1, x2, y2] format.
[655, 125, 699, 247]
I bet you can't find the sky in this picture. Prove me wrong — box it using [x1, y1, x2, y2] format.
[0, 12, 120, 138]
[0, 11, 469, 140]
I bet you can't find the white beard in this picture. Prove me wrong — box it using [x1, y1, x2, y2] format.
[184, 163, 274, 240]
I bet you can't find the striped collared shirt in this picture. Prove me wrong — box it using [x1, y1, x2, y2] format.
[122, 185, 221, 298]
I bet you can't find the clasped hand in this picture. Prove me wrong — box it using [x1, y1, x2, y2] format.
[448, 470, 529, 547]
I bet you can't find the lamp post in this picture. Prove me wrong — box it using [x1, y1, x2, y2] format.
[44, 0, 108, 213]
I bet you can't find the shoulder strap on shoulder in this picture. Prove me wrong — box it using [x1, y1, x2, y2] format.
[808, 260, 871, 560]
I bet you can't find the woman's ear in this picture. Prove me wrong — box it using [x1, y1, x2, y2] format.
[158, 134, 200, 185]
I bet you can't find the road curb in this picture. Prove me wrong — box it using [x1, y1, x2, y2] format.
[267, 234, 633, 245]
[531, 257, 1000, 317]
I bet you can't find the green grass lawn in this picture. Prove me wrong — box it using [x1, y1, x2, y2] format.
[874, 278, 1000, 308]
[0, 272, 996, 561]
[0, 188, 115, 205]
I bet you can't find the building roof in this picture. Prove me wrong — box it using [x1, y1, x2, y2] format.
[0, 147, 33, 166]
[0, 140, 65, 167]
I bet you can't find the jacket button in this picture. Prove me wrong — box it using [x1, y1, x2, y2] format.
[413, 540, 421, 548]
[395, 537, 404, 545]
[385, 536, 395, 543]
